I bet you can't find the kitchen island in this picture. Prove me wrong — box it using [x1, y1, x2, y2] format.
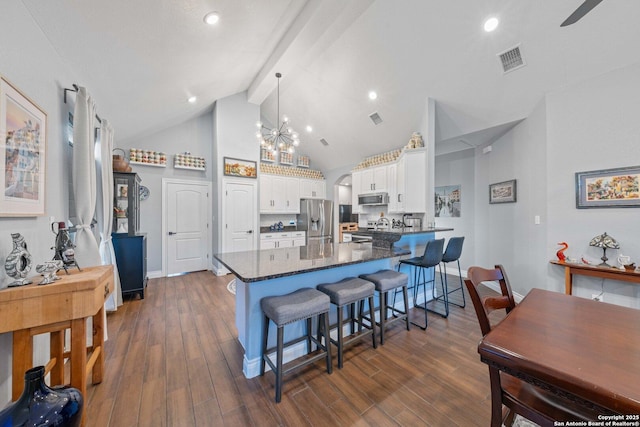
[214, 227, 453, 378]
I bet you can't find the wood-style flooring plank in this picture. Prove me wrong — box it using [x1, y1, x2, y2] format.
[83, 270, 502, 426]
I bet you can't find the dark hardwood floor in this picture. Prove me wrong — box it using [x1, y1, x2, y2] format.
[85, 271, 504, 426]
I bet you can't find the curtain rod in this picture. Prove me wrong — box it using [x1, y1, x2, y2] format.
[64, 84, 102, 124]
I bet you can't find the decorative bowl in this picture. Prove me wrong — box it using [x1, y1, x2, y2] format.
[624, 263, 636, 271]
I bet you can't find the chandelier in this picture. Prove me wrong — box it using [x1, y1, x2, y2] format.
[256, 72, 299, 154]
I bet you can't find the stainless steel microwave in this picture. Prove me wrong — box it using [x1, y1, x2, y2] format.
[358, 192, 389, 206]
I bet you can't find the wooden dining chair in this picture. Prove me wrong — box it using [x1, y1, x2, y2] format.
[465, 265, 601, 427]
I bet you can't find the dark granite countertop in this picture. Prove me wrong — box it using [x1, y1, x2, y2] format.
[214, 242, 410, 283]
[259, 226, 300, 234]
[351, 227, 453, 236]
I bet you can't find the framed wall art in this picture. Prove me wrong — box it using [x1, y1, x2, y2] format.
[1, 76, 47, 216]
[223, 157, 257, 178]
[489, 179, 517, 204]
[575, 166, 640, 209]
[435, 185, 461, 217]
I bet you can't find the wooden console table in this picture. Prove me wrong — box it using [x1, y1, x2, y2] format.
[550, 260, 640, 294]
[0, 265, 113, 426]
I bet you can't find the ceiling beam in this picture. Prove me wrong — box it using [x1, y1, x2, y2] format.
[247, 0, 374, 105]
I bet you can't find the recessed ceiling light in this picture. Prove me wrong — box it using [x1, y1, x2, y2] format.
[368, 91, 378, 100]
[203, 12, 220, 25]
[484, 17, 499, 32]
[306, 125, 313, 133]
[188, 96, 197, 103]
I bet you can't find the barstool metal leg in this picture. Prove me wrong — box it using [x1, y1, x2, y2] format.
[337, 305, 344, 368]
[275, 325, 284, 403]
[379, 291, 387, 345]
[323, 312, 333, 374]
[260, 315, 269, 376]
[368, 295, 377, 349]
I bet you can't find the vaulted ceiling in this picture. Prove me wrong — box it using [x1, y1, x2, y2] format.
[22, 0, 640, 171]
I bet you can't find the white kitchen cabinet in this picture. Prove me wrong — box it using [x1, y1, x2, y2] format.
[402, 148, 427, 213]
[284, 177, 300, 212]
[387, 163, 400, 213]
[300, 178, 326, 199]
[351, 171, 363, 213]
[360, 166, 388, 193]
[260, 174, 300, 213]
[260, 231, 306, 249]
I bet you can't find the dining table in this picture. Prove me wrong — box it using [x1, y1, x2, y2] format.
[478, 288, 640, 417]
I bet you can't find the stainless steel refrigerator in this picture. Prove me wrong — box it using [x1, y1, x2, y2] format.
[298, 199, 333, 245]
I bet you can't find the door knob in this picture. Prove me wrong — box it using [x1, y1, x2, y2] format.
[246, 230, 253, 234]
[168, 231, 177, 235]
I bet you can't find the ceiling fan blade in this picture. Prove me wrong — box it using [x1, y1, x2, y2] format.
[561, 0, 604, 27]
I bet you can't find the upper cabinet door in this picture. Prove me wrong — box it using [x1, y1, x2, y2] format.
[351, 171, 363, 213]
[300, 178, 325, 199]
[360, 166, 388, 193]
[403, 149, 427, 213]
[285, 177, 300, 213]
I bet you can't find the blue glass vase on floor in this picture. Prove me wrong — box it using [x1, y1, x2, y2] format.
[0, 366, 83, 427]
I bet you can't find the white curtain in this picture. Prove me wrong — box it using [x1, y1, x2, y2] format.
[72, 86, 104, 343]
[72, 87, 102, 267]
[98, 119, 122, 311]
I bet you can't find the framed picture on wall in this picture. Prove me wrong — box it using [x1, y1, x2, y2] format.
[223, 157, 257, 178]
[575, 166, 640, 208]
[1, 76, 47, 217]
[435, 185, 461, 217]
[489, 179, 517, 204]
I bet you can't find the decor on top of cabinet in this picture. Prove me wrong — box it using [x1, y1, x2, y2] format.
[129, 148, 167, 167]
[260, 163, 324, 179]
[112, 148, 132, 172]
[5, 233, 33, 287]
[352, 148, 402, 170]
[175, 152, 206, 170]
[51, 221, 81, 273]
[406, 132, 424, 149]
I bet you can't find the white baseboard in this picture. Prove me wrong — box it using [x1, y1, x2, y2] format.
[147, 270, 163, 279]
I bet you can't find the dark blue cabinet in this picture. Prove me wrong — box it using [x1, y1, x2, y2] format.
[112, 233, 147, 299]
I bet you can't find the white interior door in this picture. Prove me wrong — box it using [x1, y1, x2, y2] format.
[164, 179, 210, 275]
[223, 180, 256, 253]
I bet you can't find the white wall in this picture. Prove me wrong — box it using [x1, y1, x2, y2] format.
[545, 62, 640, 306]
[116, 111, 213, 273]
[434, 148, 475, 272]
[472, 98, 548, 297]
[440, 61, 640, 304]
[212, 92, 260, 267]
[0, 2, 84, 405]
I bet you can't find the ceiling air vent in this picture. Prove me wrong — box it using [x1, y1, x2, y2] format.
[320, 138, 329, 146]
[369, 112, 383, 125]
[497, 44, 526, 74]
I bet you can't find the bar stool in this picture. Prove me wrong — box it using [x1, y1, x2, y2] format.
[397, 238, 445, 329]
[260, 288, 332, 403]
[441, 236, 466, 308]
[358, 270, 409, 345]
[317, 277, 377, 368]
